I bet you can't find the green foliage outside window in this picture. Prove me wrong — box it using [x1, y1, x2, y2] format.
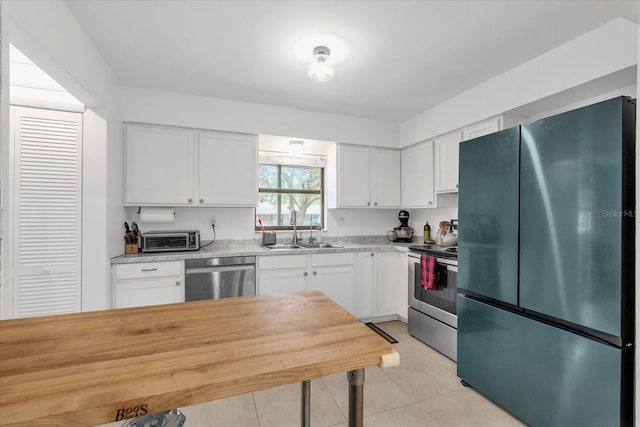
[256, 164, 323, 230]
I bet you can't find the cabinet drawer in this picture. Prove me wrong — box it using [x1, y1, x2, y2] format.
[311, 252, 354, 267]
[114, 261, 183, 280]
[259, 255, 307, 270]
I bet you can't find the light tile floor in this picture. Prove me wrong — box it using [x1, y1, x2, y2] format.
[99, 321, 525, 427]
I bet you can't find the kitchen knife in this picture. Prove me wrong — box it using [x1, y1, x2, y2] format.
[124, 222, 130, 233]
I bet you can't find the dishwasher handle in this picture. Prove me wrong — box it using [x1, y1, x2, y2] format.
[186, 265, 255, 274]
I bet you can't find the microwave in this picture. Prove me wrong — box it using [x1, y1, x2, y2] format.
[141, 230, 200, 253]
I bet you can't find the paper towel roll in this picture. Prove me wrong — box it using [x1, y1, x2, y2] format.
[139, 207, 175, 223]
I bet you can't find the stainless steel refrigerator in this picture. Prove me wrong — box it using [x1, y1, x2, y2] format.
[457, 97, 635, 426]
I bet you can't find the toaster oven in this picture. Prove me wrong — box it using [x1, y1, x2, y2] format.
[141, 230, 200, 253]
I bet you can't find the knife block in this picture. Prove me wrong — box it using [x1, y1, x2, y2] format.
[125, 243, 139, 254]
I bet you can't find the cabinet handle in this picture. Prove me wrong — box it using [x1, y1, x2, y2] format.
[141, 268, 158, 272]
[199, 198, 204, 203]
[367, 202, 371, 206]
[188, 198, 193, 203]
[304, 272, 308, 276]
[313, 271, 317, 276]
[456, 184, 459, 188]
[175, 281, 181, 286]
[428, 201, 433, 205]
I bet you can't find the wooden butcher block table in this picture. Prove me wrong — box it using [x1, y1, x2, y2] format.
[0, 291, 399, 427]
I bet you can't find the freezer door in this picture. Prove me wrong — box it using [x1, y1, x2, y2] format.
[519, 97, 627, 337]
[457, 295, 627, 426]
[458, 127, 519, 305]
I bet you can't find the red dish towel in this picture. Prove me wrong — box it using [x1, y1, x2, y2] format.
[421, 254, 438, 290]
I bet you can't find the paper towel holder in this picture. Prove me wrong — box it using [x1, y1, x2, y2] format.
[138, 207, 176, 223]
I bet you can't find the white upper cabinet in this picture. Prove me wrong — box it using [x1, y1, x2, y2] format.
[124, 124, 257, 207]
[197, 131, 257, 206]
[329, 145, 400, 208]
[125, 125, 194, 205]
[401, 116, 504, 203]
[371, 149, 401, 207]
[434, 131, 463, 193]
[401, 141, 435, 208]
[336, 145, 370, 207]
[463, 117, 502, 140]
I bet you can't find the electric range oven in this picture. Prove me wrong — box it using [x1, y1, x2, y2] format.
[407, 245, 458, 361]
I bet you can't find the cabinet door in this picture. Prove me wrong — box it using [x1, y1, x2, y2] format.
[125, 125, 194, 205]
[259, 269, 308, 295]
[377, 251, 407, 317]
[401, 141, 435, 208]
[356, 252, 376, 318]
[311, 266, 355, 314]
[115, 278, 183, 309]
[338, 145, 371, 207]
[463, 117, 502, 140]
[371, 149, 401, 207]
[434, 132, 462, 193]
[197, 132, 257, 206]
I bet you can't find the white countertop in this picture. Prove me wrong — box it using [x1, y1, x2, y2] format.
[110, 237, 414, 264]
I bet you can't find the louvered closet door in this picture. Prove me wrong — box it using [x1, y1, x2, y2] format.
[13, 107, 83, 318]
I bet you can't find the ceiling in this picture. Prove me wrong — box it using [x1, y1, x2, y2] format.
[64, 1, 637, 122]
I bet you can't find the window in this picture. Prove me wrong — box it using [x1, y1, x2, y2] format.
[256, 164, 323, 230]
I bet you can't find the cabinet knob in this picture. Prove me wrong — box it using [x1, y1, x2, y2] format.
[175, 281, 181, 286]
[456, 184, 459, 188]
[367, 202, 371, 206]
[188, 198, 193, 203]
[370, 253, 374, 257]
[428, 201, 433, 205]
[199, 198, 204, 203]
[374, 202, 378, 206]
[313, 271, 317, 276]
[303, 272, 308, 276]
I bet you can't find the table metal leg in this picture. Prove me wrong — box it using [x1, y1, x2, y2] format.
[347, 369, 365, 427]
[301, 380, 311, 427]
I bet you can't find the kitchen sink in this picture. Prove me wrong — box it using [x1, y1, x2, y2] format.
[263, 243, 343, 250]
[297, 243, 343, 249]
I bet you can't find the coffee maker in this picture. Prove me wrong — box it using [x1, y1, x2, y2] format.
[387, 210, 414, 242]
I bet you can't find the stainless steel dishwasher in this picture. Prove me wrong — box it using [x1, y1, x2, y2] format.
[184, 256, 256, 302]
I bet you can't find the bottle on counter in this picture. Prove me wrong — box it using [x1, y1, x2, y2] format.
[423, 221, 431, 243]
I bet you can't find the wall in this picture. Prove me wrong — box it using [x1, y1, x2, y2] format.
[1, 0, 124, 316]
[399, 18, 638, 147]
[121, 86, 397, 148]
[125, 206, 405, 241]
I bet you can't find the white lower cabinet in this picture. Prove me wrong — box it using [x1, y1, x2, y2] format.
[377, 251, 408, 320]
[357, 251, 408, 320]
[356, 252, 377, 319]
[113, 261, 185, 309]
[310, 253, 355, 314]
[258, 253, 356, 315]
[258, 255, 309, 295]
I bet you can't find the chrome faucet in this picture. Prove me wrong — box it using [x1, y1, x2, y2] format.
[291, 210, 298, 244]
[308, 224, 316, 244]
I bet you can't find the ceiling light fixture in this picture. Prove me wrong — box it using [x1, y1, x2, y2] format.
[306, 46, 335, 83]
[289, 140, 305, 156]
